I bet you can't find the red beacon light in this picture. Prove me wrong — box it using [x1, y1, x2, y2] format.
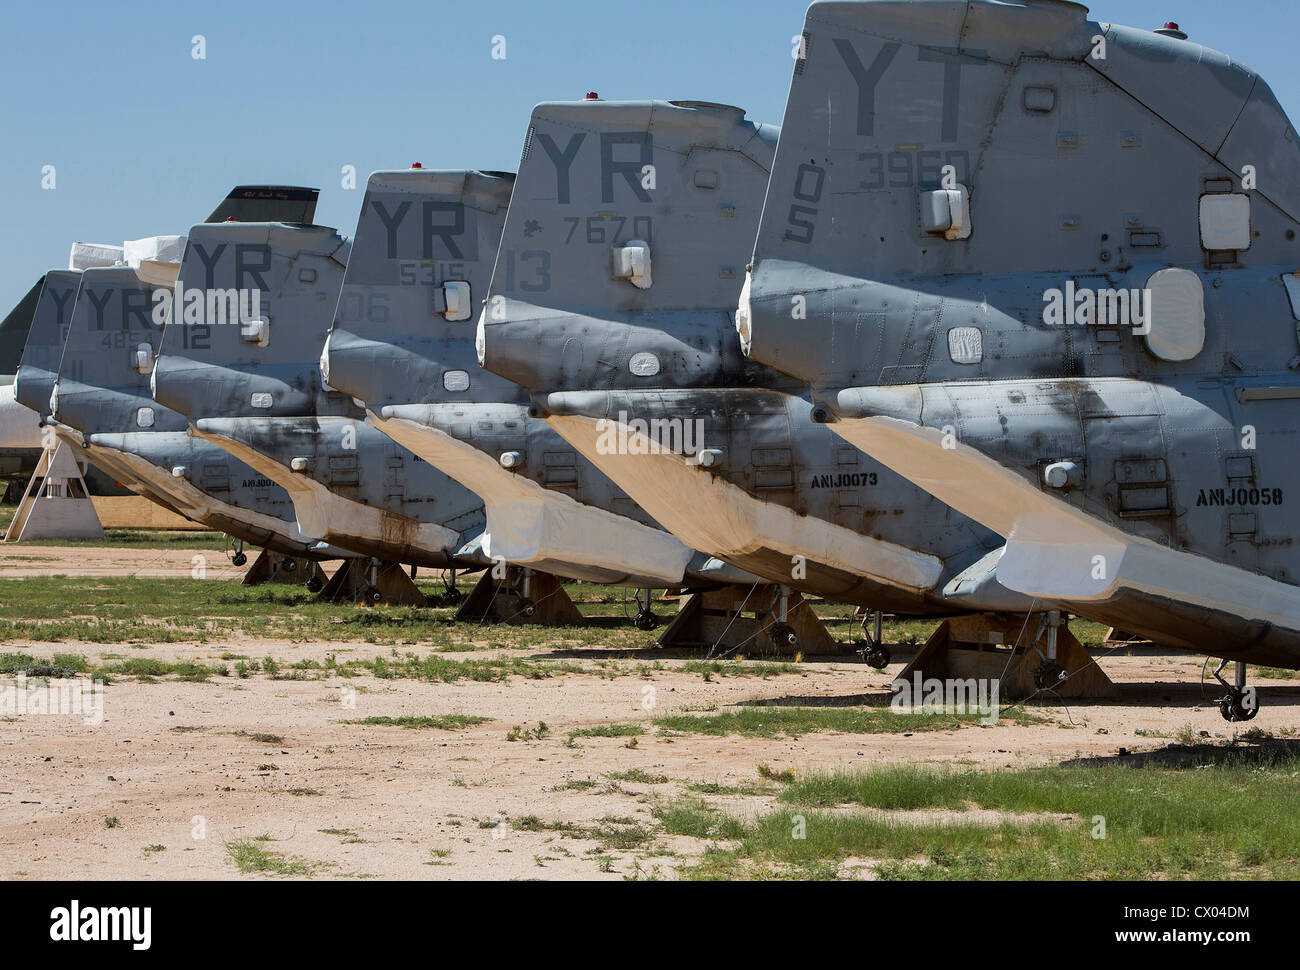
[585, 92, 600, 100]
[411, 162, 423, 169]
[1154, 21, 1188, 39]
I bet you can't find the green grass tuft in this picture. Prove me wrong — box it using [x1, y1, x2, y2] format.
[344, 715, 490, 730]
[225, 839, 318, 877]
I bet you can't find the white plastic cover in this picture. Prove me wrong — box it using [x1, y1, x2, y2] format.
[134, 260, 181, 287]
[735, 269, 754, 354]
[0, 384, 45, 449]
[545, 411, 944, 594]
[629, 352, 661, 377]
[1282, 273, 1300, 320]
[947, 327, 983, 364]
[440, 281, 472, 321]
[68, 242, 124, 270]
[123, 235, 186, 267]
[1144, 268, 1206, 362]
[1199, 194, 1251, 251]
[612, 241, 653, 289]
[241, 318, 270, 347]
[921, 186, 971, 241]
[378, 407, 694, 585]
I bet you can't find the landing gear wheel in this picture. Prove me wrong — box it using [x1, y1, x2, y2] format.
[1219, 691, 1259, 723]
[232, 552, 248, 568]
[517, 598, 537, 619]
[442, 587, 464, 606]
[864, 645, 891, 671]
[633, 610, 659, 632]
[306, 576, 324, 594]
[1033, 661, 1066, 691]
[770, 623, 798, 649]
[1212, 661, 1259, 723]
[281, 557, 297, 573]
[365, 586, 382, 605]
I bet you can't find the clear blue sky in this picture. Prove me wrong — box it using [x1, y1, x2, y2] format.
[1, 0, 1296, 312]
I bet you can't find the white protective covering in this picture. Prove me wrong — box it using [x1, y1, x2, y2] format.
[68, 242, 124, 270]
[377, 406, 696, 585]
[123, 235, 186, 267]
[193, 416, 461, 556]
[1144, 268, 1206, 362]
[0, 383, 45, 449]
[1281, 273, 1300, 320]
[825, 407, 1300, 645]
[947, 327, 983, 364]
[629, 352, 661, 377]
[86, 429, 315, 545]
[612, 241, 653, 289]
[1199, 194, 1251, 251]
[545, 411, 944, 594]
[439, 281, 473, 321]
[920, 186, 971, 240]
[124, 234, 186, 286]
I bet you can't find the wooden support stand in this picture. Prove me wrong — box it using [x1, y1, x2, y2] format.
[4, 442, 104, 542]
[316, 558, 427, 606]
[454, 567, 584, 626]
[656, 585, 849, 656]
[241, 550, 316, 587]
[1104, 628, 1155, 650]
[898, 612, 1117, 700]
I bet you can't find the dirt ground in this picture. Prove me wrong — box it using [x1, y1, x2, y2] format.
[2, 545, 1298, 881]
[0, 544, 249, 580]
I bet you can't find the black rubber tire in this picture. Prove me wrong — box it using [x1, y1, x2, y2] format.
[865, 646, 891, 671]
[1221, 693, 1260, 723]
[1034, 662, 1065, 691]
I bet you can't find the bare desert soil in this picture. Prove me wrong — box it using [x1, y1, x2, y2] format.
[0, 544, 247, 580]
[2, 544, 1298, 880]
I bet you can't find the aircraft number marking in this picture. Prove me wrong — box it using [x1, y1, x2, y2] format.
[499, 250, 552, 293]
[1197, 488, 1284, 507]
[336, 291, 391, 324]
[810, 472, 878, 489]
[562, 215, 653, 246]
[857, 150, 971, 190]
[397, 261, 468, 286]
